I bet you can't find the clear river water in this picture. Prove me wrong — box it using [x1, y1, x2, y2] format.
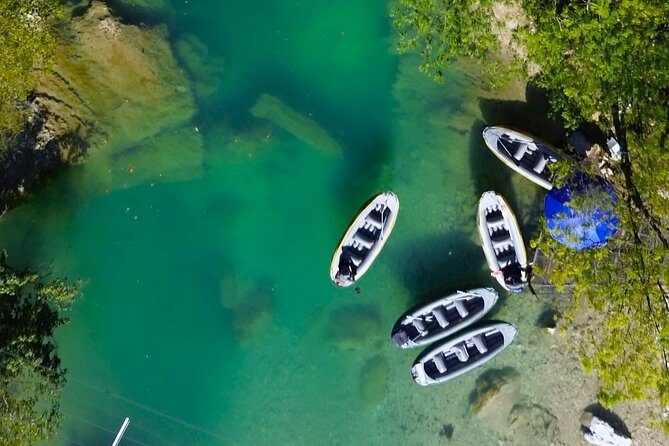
[0, 0, 557, 445]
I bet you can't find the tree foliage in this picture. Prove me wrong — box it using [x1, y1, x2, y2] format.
[0, 251, 78, 445]
[391, 0, 502, 82]
[521, 0, 669, 428]
[0, 0, 62, 139]
[394, 0, 669, 430]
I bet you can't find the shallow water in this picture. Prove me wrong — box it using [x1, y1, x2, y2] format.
[0, 1, 554, 445]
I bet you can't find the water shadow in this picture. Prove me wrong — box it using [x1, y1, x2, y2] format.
[535, 306, 559, 329]
[391, 229, 490, 304]
[478, 84, 566, 147]
[467, 118, 519, 204]
[582, 402, 632, 439]
[105, 0, 175, 27]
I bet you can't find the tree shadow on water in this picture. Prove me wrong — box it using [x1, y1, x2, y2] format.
[391, 229, 492, 306]
[468, 118, 519, 204]
[479, 84, 566, 147]
[330, 133, 394, 221]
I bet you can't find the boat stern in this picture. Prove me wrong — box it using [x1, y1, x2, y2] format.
[411, 363, 429, 386]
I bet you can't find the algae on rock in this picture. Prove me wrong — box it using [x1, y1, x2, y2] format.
[250, 94, 342, 156]
[174, 33, 225, 102]
[105, 126, 204, 190]
[35, 1, 195, 153]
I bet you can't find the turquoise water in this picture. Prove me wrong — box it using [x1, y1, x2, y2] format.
[0, 1, 553, 445]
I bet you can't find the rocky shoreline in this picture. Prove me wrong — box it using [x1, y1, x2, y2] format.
[1, 1, 197, 209]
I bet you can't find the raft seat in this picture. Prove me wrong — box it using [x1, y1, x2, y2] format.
[412, 318, 426, 335]
[492, 239, 511, 252]
[472, 335, 488, 354]
[353, 232, 374, 249]
[433, 354, 447, 373]
[485, 209, 504, 224]
[362, 222, 380, 236]
[533, 153, 550, 173]
[453, 343, 470, 362]
[489, 228, 511, 242]
[513, 142, 529, 160]
[432, 306, 449, 328]
[496, 249, 517, 267]
[454, 300, 469, 318]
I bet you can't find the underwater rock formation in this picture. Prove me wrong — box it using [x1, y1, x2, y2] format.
[0, 1, 195, 207]
[232, 285, 273, 344]
[219, 269, 274, 344]
[471, 368, 520, 432]
[471, 367, 563, 444]
[0, 101, 88, 208]
[174, 33, 225, 102]
[359, 355, 388, 405]
[101, 126, 204, 191]
[326, 305, 381, 350]
[35, 1, 195, 152]
[250, 94, 342, 156]
[507, 403, 562, 446]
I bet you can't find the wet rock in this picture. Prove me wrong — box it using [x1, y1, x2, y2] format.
[581, 412, 632, 446]
[471, 368, 520, 433]
[0, 101, 87, 208]
[219, 267, 239, 310]
[35, 1, 195, 152]
[174, 33, 225, 102]
[359, 355, 388, 405]
[232, 285, 273, 344]
[326, 305, 381, 350]
[507, 403, 562, 446]
[250, 94, 342, 156]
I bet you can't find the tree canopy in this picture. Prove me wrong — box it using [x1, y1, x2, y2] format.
[394, 0, 669, 430]
[0, 251, 78, 445]
[391, 0, 501, 82]
[0, 0, 62, 140]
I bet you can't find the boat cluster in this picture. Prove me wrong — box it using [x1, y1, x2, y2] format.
[328, 126, 560, 386]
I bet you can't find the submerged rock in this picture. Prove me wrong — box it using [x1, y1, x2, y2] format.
[359, 355, 388, 405]
[174, 33, 225, 102]
[469, 367, 520, 418]
[326, 305, 381, 350]
[250, 94, 342, 156]
[471, 368, 520, 433]
[35, 1, 195, 152]
[101, 126, 204, 191]
[232, 285, 273, 344]
[507, 403, 562, 446]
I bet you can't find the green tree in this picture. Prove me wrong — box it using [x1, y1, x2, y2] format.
[394, 0, 669, 430]
[391, 0, 502, 82]
[0, 251, 78, 445]
[519, 0, 669, 428]
[0, 0, 62, 140]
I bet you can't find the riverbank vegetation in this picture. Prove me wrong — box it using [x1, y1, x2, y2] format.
[394, 0, 669, 431]
[0, 1, 73, 443]
[0, 0, 62, 148]
[0, 251, 79, 444]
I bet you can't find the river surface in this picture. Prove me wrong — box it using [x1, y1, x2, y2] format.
[0, 1, 553, 445]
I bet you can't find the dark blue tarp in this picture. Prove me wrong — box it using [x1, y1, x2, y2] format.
[544, 174, 619, 250]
